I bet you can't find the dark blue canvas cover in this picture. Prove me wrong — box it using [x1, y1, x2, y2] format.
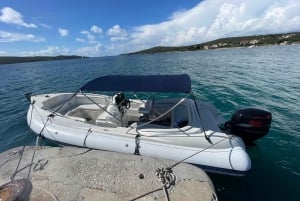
[80, 74, 191, 93]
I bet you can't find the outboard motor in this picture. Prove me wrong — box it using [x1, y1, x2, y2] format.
[226, 108, 272, 144]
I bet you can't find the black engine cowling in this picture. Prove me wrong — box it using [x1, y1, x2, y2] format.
[226, 108, 272, 144]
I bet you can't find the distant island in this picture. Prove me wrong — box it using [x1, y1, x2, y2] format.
[2, 32, 300, 64]
[0, 55, 87, 65]
[126, 32, 300, 55]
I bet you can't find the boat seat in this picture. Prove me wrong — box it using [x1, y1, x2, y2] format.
[96, 101, 123, 127]
[138, 96, 154, 115]
[66, 104, 106, 123]
[171, 104, 189, 128]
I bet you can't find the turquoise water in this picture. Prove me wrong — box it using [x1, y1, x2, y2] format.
[1, 45, 299, 200]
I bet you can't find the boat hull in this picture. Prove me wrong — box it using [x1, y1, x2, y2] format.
[27, 93, 251, 176]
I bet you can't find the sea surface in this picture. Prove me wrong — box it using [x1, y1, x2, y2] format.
[0, 45, 299, 201]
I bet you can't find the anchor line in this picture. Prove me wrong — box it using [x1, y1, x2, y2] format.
[27, 104, 54, 179]
[38, 114, 53, 138]
[128, 186, 163, 201]
[83, 128, 92, 148]
[10, 146, 26, 182]
[11, 100, 35, 181]
[191, 92, 212, 144]
[168, 136, 229, 170]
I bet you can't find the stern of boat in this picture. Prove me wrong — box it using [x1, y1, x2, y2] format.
[227, 136, 251, 174]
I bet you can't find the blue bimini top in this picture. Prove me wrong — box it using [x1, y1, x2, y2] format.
[80, 74, 191, 93]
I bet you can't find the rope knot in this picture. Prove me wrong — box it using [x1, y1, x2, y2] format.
[33, 159, 49, 171]
[156, 167, 176, 188]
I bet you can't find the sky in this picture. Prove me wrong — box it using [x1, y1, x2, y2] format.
[0, 0, 300, 57]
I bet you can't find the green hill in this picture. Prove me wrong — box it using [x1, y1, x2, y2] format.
[0, 55, 87, 65]
[126, 32, 300, 55]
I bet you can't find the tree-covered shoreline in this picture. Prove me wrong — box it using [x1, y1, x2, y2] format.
[126, 32, 300, 55]
[0, 55, 86, 65]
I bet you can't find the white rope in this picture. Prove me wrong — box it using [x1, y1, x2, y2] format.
[168, 136, 231, 169]
[34, 107, 58, 141]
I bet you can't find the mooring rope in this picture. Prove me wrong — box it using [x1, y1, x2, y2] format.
[191, 92, 212, 144]
[129, 167, 176, 201]
[10, 145, 26, 181]
[26, 146, 38, 179]
[168, 136, 230, 170]
[26, 103, 53, 179]
[10, 100, 35, 181]
[34, 106, 58, 141]
[156, 167, 176, 201]
[83, 128, 92, 148]
[10, 99, 49, 181]
[127, 93, 233, 200]
[129, 135, 231, 201]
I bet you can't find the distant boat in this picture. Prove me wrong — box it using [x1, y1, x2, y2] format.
[248, 45, 256, 48]
[26, 74, 271, 176]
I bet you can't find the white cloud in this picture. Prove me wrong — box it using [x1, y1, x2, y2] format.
[0, 31, 44, 42]
[20, 44, 104, 57]
[80, 30, 89, 35]
[0, 7, 37, 28]
[21, 46, 70, 56]
[128, 0, 300, 51]
[91, 25, 102, 33]
[107, 25, 126, 35]
[58, 28, 69, 37]
[76, 38, 85, 42]
[87, 34, 96, 43]
[39, 23, 51, 29]
[4, 0, 300, 56]
[110, 36, 128, 42]
[107, 25, 128, 42]
[80, 29, 98, 44]
[76, 43, 103, 56]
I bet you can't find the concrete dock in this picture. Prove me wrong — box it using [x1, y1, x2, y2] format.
[0, 146, 217, 201]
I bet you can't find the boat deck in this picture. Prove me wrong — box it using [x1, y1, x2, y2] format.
[64, 101, 184, 129]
